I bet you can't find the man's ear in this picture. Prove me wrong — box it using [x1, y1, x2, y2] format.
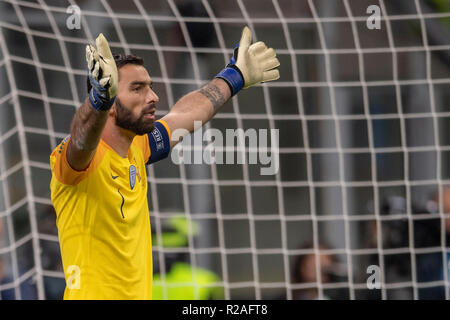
[109, 102, 116, 117]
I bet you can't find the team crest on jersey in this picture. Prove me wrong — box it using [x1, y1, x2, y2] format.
[129, 165, 136, 190]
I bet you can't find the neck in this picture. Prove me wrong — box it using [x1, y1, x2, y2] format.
[101, 117, 135, 158]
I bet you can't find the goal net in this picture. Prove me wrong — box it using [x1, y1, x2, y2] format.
[0, 0, 449, 300]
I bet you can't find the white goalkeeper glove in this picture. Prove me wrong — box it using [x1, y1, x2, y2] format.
[86, 33, 118, 111]
[216, 26, 280, 96]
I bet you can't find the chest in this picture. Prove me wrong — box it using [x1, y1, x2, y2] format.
[108, 156, 146, 192]
[91, 152, 148, 225]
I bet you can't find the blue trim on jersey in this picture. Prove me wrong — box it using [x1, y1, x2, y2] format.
[147, 121, 170, 164]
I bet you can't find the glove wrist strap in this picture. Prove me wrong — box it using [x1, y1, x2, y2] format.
[215, 65, 244, 96]
[87, 72, 115, 111]
[88, 88, 115, 111]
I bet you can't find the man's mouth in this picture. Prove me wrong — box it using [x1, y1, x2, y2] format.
[143, 109, 156, 120]
[142, 106, 156, 120]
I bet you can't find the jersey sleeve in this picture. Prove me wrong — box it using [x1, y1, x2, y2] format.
[49, 135, 105, 186]
[146, 119, 171, 164]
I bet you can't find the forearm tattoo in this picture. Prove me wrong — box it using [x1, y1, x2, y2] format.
[70, 100, 107, 151]
[199, 83, 226, 112]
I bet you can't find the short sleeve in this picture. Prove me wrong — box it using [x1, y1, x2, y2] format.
[50, 135, 106, 186]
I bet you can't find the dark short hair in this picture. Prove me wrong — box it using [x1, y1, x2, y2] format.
[113, 54, 144, 70]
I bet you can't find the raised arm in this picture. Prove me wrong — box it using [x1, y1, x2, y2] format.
[160, 78, 231, 148]
[160, 26, 280, 148]
[66, 34, 118, 171]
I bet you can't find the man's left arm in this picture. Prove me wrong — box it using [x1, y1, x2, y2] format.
[160, 26, 280, 148]
[160, 78, 230, 148]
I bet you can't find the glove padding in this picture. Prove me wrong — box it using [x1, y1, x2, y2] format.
[216, 26, 280, 96]
[86, 33, 118, 111]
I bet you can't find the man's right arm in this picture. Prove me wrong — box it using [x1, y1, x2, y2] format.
[66, 98, 109, 171]
[65, 33, 118, 172]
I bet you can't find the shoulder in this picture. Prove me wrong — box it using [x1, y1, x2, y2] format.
[50, 135, 108, 186]
[132, 134, 150, 161]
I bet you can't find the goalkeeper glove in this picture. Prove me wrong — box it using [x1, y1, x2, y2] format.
[86, 33, 118, 111]
[216, 26, 280, 96]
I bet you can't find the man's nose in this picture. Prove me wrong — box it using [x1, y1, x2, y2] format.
[147, 88, 159, 104]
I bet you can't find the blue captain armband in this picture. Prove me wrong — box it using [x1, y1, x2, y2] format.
[147, 121, 171, 164]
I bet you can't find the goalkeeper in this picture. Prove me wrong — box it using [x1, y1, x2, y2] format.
[49, 27, 279, 299]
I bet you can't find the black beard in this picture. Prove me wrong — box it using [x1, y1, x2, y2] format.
[114, 97, 155, 135]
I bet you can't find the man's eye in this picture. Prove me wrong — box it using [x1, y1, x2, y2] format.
[133, 87, 140, 92]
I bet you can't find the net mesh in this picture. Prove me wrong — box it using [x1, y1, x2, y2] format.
[0, 0, 449, 300]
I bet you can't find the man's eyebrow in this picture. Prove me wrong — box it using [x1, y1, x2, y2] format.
[129, 80, 152, 87]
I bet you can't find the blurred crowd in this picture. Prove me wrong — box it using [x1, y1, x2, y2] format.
[289, 186, 450, 300]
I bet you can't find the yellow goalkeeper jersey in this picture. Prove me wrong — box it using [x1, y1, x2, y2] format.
[50, 120, 170, 300]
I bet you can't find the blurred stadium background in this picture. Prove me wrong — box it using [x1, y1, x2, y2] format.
[0, 0, 449, 300]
